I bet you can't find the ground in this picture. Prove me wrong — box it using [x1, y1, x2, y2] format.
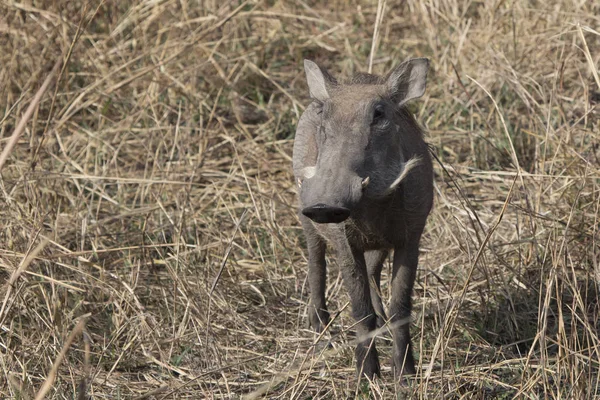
[0, 0, 599, 399]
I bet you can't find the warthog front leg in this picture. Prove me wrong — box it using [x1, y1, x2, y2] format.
[335, 240, 380, 378]
[390, 242, 420, 378]
[301, 216, 330, 332]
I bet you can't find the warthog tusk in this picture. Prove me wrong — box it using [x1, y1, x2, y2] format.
[385, 157, 421, 195]
[361, 176, 370, 188]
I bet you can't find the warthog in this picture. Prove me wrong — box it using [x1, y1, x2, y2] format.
[293, 57, 433, 379]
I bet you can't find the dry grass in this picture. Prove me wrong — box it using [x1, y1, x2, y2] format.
[1, 0, 599, 398]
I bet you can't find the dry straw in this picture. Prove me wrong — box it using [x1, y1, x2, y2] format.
[0, 0, 599, 398]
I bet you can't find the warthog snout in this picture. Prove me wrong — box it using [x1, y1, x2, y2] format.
[298, 164, 365, 224]
[301, 203, 351, 224]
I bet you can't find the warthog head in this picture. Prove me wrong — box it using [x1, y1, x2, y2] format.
[296, 58, 429, 224]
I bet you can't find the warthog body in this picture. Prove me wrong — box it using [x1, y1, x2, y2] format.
[293, 58, 433, 378]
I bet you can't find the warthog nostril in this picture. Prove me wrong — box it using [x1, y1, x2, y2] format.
[302, 203, 351, 224]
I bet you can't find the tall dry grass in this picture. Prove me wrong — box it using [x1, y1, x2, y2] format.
[0, 0, 599, 398]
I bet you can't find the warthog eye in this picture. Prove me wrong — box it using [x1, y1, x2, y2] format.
[314, 101, 324, 115]
[372, 103, 386, 125]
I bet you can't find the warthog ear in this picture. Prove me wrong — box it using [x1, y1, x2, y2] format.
[304, 60, 336, 102]
[386, 58, 429, 106]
